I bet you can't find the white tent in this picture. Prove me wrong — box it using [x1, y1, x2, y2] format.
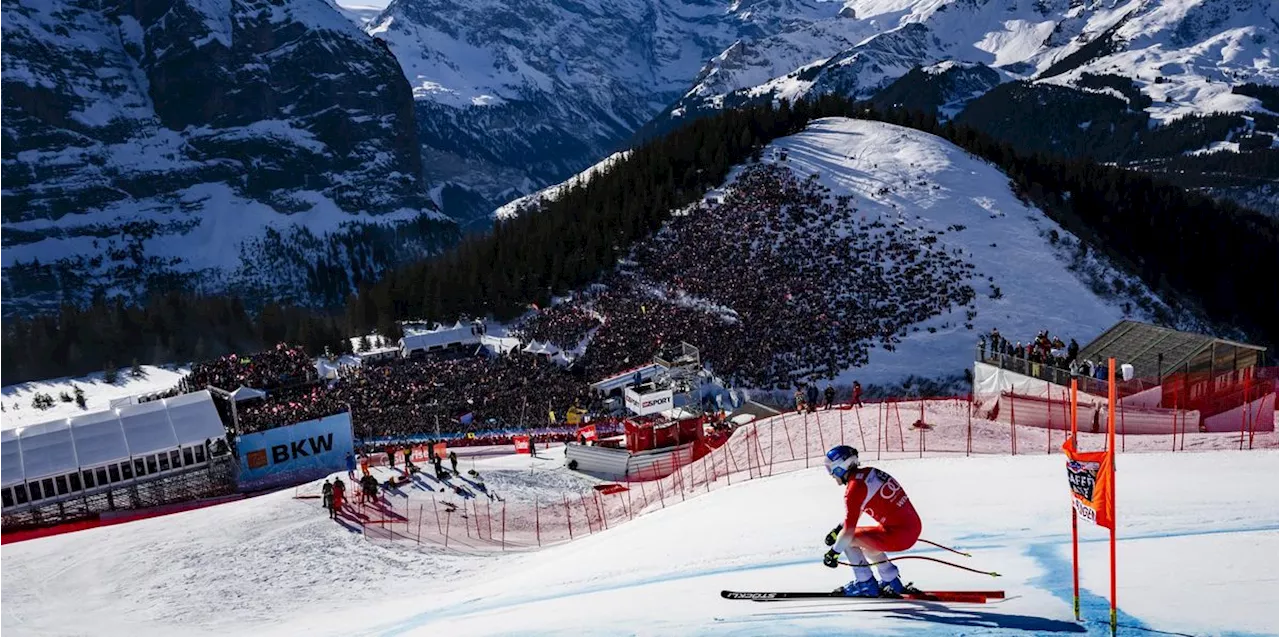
[228, 386, 268, 402]
[0, 390, 226, 491]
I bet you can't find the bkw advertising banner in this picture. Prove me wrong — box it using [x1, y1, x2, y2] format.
[236, 413, 354, 491]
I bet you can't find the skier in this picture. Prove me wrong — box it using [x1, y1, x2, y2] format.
[449, 450, 458, 474]
[321, 479, 334, 515]
[823, 384, 836, 410]
[820, 445, 922, 597]
[345, 452, 356, 480]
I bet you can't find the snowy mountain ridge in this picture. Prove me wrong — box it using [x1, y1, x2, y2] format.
[365, 0, 1274, 222]
[1, 0, 455, 316]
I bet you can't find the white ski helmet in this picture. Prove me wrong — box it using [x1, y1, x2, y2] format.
[824, 445, 859, 483]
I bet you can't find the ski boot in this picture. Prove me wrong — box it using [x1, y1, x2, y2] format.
[879, 577, 923, 598]
[834, 578, 882, 597]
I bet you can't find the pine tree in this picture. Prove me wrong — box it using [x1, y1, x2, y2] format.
[130, 357, 144, 378]
[103, 361, 119, 384]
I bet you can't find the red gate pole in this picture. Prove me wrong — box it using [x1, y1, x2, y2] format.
[1010, 392, 1017, 455]
[1247, 375, 1257, 450]
[877, 401, 883, 461]
[804, 412, 811, 467]
[1172, 396, 1178, 452]
[1047, 381, 1053, 454]
[581, 493, 593, 534]
[1108, 359, 1118, 637]
[783, 415, 796, 461]
[854, 404, 867, 449]
[417, 503, 423, 545]
[535, 496, 541, 547]
[432, 496, 442, 534]
[895, 400, 905, 452]
[1070, 379, 1080, 621]
[1119, 401, 1126, 453]
[840, 407, 846, 446]
[444, 509, 451, 548]
[626, 485, 634, 520]
[564, 493, 573, 540]
[501, 502, 506, 551]
[1239, 374, 1251, 450]
[816, 409, 826, 459]
[966, 395, 973, 456]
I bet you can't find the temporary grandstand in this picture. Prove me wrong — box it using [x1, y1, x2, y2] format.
[1, 390, 236, 528]
[976, 320, 1273, 434]
[1078, 320, 1266, 382]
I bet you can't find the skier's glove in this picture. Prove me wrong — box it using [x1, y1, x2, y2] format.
[824, 524, 843, 546]
[822, 549, 840, 568]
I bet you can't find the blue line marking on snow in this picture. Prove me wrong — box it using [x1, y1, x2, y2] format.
[371, 524, 1278, 636]
[1026, 541, 1150, 636]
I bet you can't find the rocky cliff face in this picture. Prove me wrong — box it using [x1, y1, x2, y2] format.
[2, 0, 455, 315]
[367, 0, 848, 222]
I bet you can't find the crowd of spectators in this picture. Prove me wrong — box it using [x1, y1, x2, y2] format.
[179, 343, 315, 393]
[574, 163, 977, 389]
[192, 164, 994, 441]
[980, 327, 1086, 379]
[513, 304, 601, 351]
[237, 349, 603, 438]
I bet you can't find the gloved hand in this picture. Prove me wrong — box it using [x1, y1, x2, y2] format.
[823, 549, 840, 568]
[824, 524, 843, 546]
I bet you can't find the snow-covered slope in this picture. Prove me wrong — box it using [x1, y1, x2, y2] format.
[493, 151, 630, 220]
[0, 365, 189, 430]
[3, 446, 1275, 636]
[1, 0, 455, 315]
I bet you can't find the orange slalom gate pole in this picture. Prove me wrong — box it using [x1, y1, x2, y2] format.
[432, 496, 442, 534]
[1172, 397, 1178, 452]
[783, 415, 797, 461]
[444, 509, 451, 548]
[816, 410, 826, 459]
[1108, 359, 1118, 637]
[1239, 375, 1250, 450]
[1070, 379, 1080, 621]
[417, 504, 423, 545]
[535, 496, 541, 546]
[501, 502, 506, 551]
[1119, 401, 1126, 453]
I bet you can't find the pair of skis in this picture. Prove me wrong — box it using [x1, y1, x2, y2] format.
[721, 589, 1004, 604]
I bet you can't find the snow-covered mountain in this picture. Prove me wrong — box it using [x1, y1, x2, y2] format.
[365, 0, 860, 222]
[367, 0, 1274, 221]
[660, 0, 1277, 124]
[1, 0, 456, 316]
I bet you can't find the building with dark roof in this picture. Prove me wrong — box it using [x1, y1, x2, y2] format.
[1077, 320, 1265, 383]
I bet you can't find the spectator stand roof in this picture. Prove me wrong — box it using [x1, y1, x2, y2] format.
[590, 363, 667, 395]
[1078, 320, 1266, 379]
[0, 390, 225, 488]
[399, 321, 483, 353]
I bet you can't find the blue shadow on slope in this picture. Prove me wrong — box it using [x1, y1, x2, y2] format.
[1027, 542, 1191, 637]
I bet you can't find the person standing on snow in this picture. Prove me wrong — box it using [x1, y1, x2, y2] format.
[820, 445, 923, 597]
[321, 479, 334, 515]
[345, 452, 356, 480]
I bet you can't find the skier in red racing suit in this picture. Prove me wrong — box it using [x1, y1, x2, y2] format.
[822, 445, 922, 597]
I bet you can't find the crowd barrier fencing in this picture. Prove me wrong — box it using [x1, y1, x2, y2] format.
[303, 394, 1276, 551]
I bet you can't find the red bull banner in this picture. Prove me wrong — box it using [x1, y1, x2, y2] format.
[513, 435, 531, 455]
[1062, 440, 1114, 530]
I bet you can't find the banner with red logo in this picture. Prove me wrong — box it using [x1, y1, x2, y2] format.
[513, 435, 531, 455]
[433, 442, 448, 459]
[577, 425, 597, 442]
[1062, 439, 1114, 530]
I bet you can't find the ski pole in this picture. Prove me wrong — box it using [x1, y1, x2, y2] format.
[838, 555, 1001, 577]
[918, 538, 972, 558]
